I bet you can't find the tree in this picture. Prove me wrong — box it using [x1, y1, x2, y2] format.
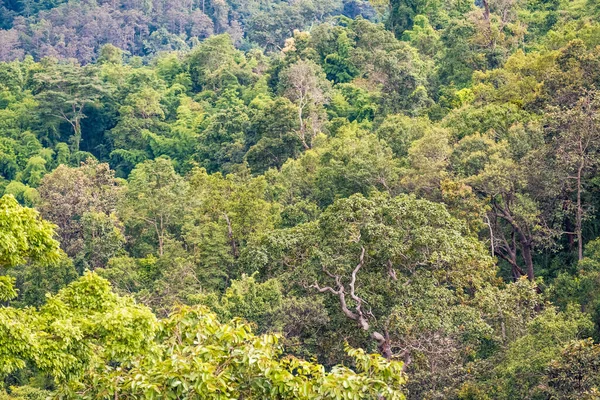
[468, 0, 524, 69]
[376, 114, 444, 158]
[550, 238, 600, 335]
[387, 0, 441, 37]
[274, 124, 400, 207]
[245, 97, 302, 174]
[198, 273, 284, 330]
[80, 212, 125, 270]
[184, 167, 278, 267]
[400, 127, 451, 198]
[279, 60, 331, 150]
[548, 92, 600, 261]
[107, 85, 170, 176]
[197, 88, 250, 173]
[78, 305, 407, 399]
[401, 15, 441, 58]
[248, 193, 494, 377]
[0, 195, 59, 270]
[0, 272, 157, 384]
[185, 34, 239, 92]
[0, 194, 61, 300]
[483, 306, 593, 399]
[1, 272, 407, 399]
[319, 30, 359, 83]
[0, 29, 23, 62]
[461, 128, 558, 282]
[37, 161, 122, 265]
[120, 158, 188, 257]
[542, 338, 600, 399]
[33, 62, 108, 153]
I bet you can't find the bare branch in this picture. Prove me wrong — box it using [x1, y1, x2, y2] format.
[310, 282, 340, 296]
[387, 260, 398, 281]
[309, 247, 370, 330]
[349, 247, 366, 307]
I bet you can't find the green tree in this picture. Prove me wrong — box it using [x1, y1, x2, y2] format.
[245, 97, 302, 174]
[0, 194, 61, 300]
[120, 158, 188, 257]
[274, 124, 400, 207]
[387, 0, 441, 37]
[197, 88, 250, 173]
[248, 192, 494, 381]
[33, 62, 108, 153]
[548, 91, 600, 261]
[541, 338, 600, 400]
[0, 272, 157, 385]
[78, 305, 407, 399]
[184, 167, 278, 270]
[198, 273, 283, 329]
[37, 161, 122, 266]
[485, 306, 593, 399]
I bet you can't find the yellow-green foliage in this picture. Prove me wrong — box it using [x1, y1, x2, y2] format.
[0, 274, 406, 399]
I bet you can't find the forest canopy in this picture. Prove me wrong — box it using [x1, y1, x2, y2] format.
[3, 0, 600, 399]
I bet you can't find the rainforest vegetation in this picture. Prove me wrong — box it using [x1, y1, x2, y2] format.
[3, 0, 600, 398]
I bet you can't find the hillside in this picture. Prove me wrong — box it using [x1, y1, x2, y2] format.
[0, 0, 375, 62]
[3, 0, 600, 399]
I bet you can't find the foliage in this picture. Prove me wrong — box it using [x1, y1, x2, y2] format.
[0, 195, 60, 270]
[3, 2, 600, 399]
[1, 274, 406, 399]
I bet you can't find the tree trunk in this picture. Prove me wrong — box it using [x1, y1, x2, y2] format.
[577, 164, 584, 261]
[223, 213, 239, 258]
[511, 264, 523, 281]
[156, 227, 164, 257]
[521, 239, 534, 281]
[482, 0, 490, 20]
[372, 331, 392, 360]
[565, 218, 576, 252]
[70, 118, 82, 153]
[298, 106, 310, 150]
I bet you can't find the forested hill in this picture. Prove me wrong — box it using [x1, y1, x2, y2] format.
[4, 0, 600, 399]
[0, 0, 377, 62]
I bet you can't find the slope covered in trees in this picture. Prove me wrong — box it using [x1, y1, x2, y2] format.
[0, 0, 377, 62]
[3, 0, 600, 399]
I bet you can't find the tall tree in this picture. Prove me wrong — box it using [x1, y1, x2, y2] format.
[34, 62, 107, 153]
[120, 158, 188, 257]
[548, 92, 600, 261]
[279, 60, 331, 150]
[387, 0, 440, 37]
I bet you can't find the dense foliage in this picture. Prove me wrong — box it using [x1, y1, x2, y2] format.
[3, 0, 600, 398]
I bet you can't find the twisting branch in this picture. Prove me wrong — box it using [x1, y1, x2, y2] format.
[349, 247, 366, 313]
[309, 247, 392, 359]
[387, 260, 398, 281]
[222, 213, 239, 258]
[309, 247, 369, 329]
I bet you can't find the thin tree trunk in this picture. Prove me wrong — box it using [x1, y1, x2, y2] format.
[577, 163, 584, 261]
[298, 106, 310, 150]
[223, 213, 239, 258]
[154, 222, 164, 257]
[72, 103, 82, 152]
[484, 215, 495, 256]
